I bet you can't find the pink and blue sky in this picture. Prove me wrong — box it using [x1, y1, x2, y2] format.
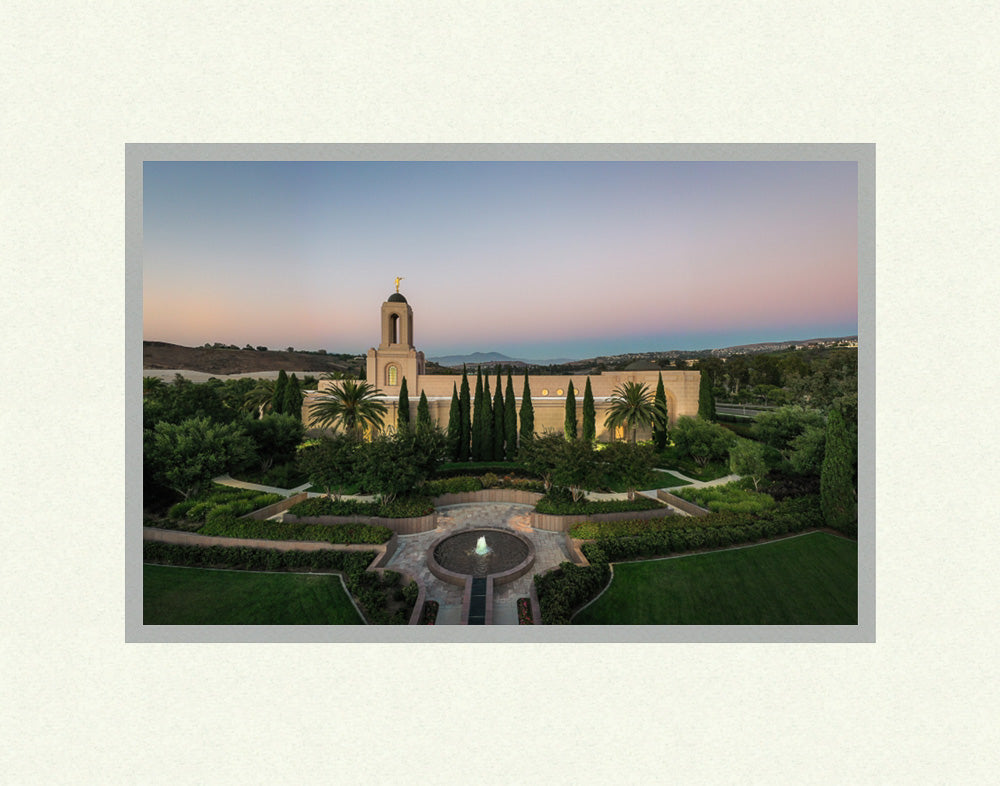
[143, 160, 857, 360]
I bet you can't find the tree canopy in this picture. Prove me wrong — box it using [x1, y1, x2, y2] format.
[308, 380, 387, 436]
[604, 381, 655, 443]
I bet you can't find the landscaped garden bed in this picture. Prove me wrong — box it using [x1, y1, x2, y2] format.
[517, 597, 533, 624]
[535, 490, 665, 516]
[671, 480, 776, 514]
[420, 600, 439, 625]
[287, 496, 434, 519]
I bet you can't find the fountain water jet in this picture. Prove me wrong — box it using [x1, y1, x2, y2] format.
[475, 536, 491, 556]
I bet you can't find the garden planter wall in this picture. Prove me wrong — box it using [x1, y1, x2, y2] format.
[656, 490, 710, 518]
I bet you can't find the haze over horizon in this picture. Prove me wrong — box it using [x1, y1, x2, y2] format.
[143, 160, 858, 358]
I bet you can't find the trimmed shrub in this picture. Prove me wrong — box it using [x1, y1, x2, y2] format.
[534, 561, 611, 625]
[198, 516, 392, 544]
[287, 496, 433, 519]
[535, 492, 664, 516]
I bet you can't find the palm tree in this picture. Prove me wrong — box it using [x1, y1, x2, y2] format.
[603, 381, 655, 443]
[309, 379, 387, 436]
[243, 379, 276, 418]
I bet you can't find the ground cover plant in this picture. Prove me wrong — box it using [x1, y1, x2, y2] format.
[573, 532, 857, 625]
[655, 445, 731, 481]
[517, 597, 533, 625]
[143, 564, 364, 625]
[672, 480, 776, 514]
[155, 485, 284, 531]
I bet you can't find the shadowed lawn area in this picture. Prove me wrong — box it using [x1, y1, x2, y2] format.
[143, 564, 364, 625]
[574, 532, 857, 625]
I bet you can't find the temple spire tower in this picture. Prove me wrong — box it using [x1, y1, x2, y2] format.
[366, 282, 425, 393]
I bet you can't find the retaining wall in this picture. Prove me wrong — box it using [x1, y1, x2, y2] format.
[657, 489, 710, 518]
[431, 489, 543, 506]
[283, 511, 438, 535]
[531, 504, 677, 532]
[242, 492, 309, 520]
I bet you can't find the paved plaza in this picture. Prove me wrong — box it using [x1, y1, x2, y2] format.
[383, 503, 572, 625]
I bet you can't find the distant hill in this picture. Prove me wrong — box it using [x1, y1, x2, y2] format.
[429, 351, 578, 368]
[143, 341, 364, 377]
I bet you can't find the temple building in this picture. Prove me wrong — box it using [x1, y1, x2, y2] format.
[302, 287, 701, 441]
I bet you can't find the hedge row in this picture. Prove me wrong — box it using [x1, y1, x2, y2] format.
[143, 540, 374, 574]
[533, 561, 611, 625]
[288, 496, 434, 519]
[420, 475, 546, 496]
[198, 514, 393, 544]
[580, 496, 825, 564]
[142, 542, 414, 624]
[535, 494, 664, 516]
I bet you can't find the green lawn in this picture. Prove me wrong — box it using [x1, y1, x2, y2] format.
[574, 532, 857, 625]
[649, 470, 692, 489]
[143, 564, 364, 625]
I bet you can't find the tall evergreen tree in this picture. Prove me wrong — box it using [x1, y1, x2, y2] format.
[564, 380, 577, 440]
[459, 366, 471, 461]
[397, 376, 411, 431]
[482, 375, 493, 460]
[820, 407, 856, 534]
[698, 370, 716, 421]
[471, 368, 484, 460]
[504, 372, 518, 460]
[271, 369, 288, 415]
[447, 383, 462, 461]
[416, 390, 432, 431]
[581, 377, 595, 442]
[651, 372, 669, 450]
[492, 371, 505, 460]
[519, 375, 534, 448]
[282, 373, 303, 420]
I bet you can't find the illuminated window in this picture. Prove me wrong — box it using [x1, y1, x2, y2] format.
[387, 366, 398, 386]
[556, 389, 564, 396]
[615, 425, 625, 440]
[541, 389, 549, 396]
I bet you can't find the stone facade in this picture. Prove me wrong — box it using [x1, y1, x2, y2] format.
[304, 291, 701, 441]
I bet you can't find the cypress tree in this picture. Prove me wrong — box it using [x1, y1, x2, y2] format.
[459, 366, 471, 461]
[271, 370, 288, 415]
[493, 371, 505, 460]
[397, 376, 410, 431]
[504, 372, 517, 460]
[564, 381, 577, 440]
[820, 407, 856, 534]
[447, 383, 462, 461]
[282, 373, 303, 420]
[482, 375, 494, 461]
[698, 370, 716, 421]
[651, 372, 668, 450]
[471, 368, 484, 460]
[581, 377, 595, 442]
[519, 375, 534, 448]
[416, 390, 431, 431]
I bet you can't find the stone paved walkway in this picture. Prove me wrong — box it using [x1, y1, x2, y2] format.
[383, 503, 572, 625]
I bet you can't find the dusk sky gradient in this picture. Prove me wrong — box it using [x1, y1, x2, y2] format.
[143, 160, 858, 360]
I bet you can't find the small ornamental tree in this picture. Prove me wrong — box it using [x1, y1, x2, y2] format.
[493, 372, 505, 461]
[446, 383, 462, 461]
[459, 366, 471, 461]
[728, 438, 768, 491]
[651, 372, 669, 450]
[296, 432, 361, 499]
[519, 375, 534, 449]
[698, 370, 716, 421]
[600, 441, 655, 500]
[519, 431, 564, 493]
[564, 381, 577, 440]
[471, 368, 485, 461]
[145, 417, 255, 500]
[243, 413, 305, 472]
[504, 372, 518, 460]
[790, 424, 827, 477]
[581, 377, 595, 443]
[552, 438, 599, 502]
[820, 407, 856, 533]
[282, 373, 303, 420]
[672, 416, 736, 468]
[416, 390, 432, 431]
[752, 405, 826, 462]
[271, 370, 289, 415]
[397, 376, 410, 431]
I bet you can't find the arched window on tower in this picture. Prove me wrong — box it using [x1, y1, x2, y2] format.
[386, 365, 398, 386]
[389, 313, 399, 344]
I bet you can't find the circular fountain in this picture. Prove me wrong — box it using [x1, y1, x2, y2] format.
[427, 527, 535, 586]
